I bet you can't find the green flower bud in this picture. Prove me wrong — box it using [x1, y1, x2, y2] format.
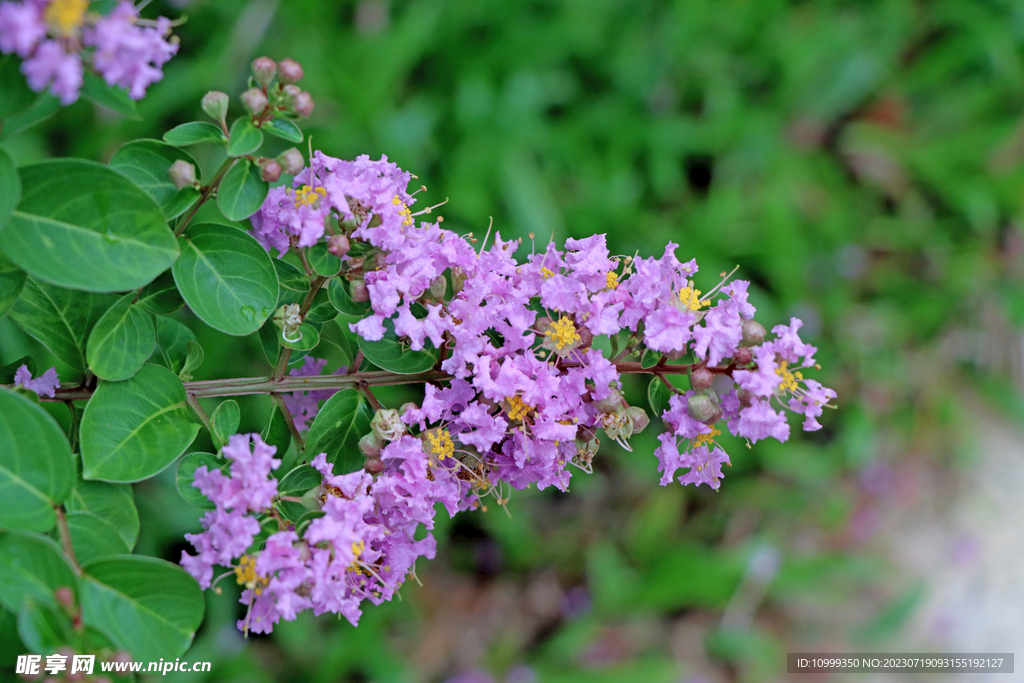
[168, 159, 196, 189]
[733, 347, 753, 365]
[428, 275, 447, 300]
[687, 393, 717, 423]
[350, 278, 369, 302]
[259, 159, 282, 183]
[278, 58, 305, 85]
[327, 234, 350, 257]
[201, 91, 229, 122]
[740, 319, 766, 347]
[364, 456, 385, 474]
[690, 366, 714, 390]
[358, 432, 384, 459]
[251, 56, 277, 88]
[277, 147, 304, 175]
[626, 406, 650, 434]
[241, 87, 269, 115]
[294, 91, 315, 118]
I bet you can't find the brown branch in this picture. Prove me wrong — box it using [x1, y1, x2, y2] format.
[55, 506, 81, 574]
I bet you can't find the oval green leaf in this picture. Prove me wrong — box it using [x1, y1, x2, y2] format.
[0, 252, 26, 320]
[85, 293, 156, 381]
[135, 270, 183, 315]
[357, 319, 437, 375]
[260, 405, 291, 462]
[647, 376, 670, 418]
[175, 452, 223, 509]
[259, 318, 311, 368]
[227, 117, 264, 157]
[173, 222, 279, 336]
[277, 464, 321, 522]
[263, 118, 303, 143]
[163, 121, 227, 147]
[305, 389, 373, 473]
[0, 530, 77, 612]
[8, 278, 114, 375]
[273, 258, 309, 292]
[81, 71, 141, 120]
[217, 159, 268, 221]
[0, 147, 19, 230]
[80, 555, 204, 662]
[210, 399, 240, 449]
[0, 160, 179, 292]
[0, 389, 75, 532]
[18, 599, 71, 654]
[181, 340, 204, 378]
[327, 277, 370, 317]
[80, 364, 200, 483]
[150, 315, 198, 376]
[308, 243, 341, 276]
[67, 481, 139, 548]
[280, 322, 320, 351]
[109, 139, 201, 220]
[305, 288, 338, 324]
[65, 511, 130, 564]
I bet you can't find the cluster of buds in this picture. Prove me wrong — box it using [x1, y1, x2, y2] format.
[240, 56, 314, 120]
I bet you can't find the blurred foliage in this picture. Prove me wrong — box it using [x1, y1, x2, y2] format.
[3, 0, 1024, 681]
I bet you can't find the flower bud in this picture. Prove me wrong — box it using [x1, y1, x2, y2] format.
[706, 402, 723, 424]
[251, 56, 277, 87]
[278, 58, 304, 84]
[370, 408, 405, 441]
[364, 456, 385, 474]
[690, 366, 713, 391]
[626, 406, 650, 434]
[594, 390, 625, 414]
[733, 347, 753, 365]
[293, 91, 315, 118]
[740, 319, 766, 347]
[350, 278, 369, 302]
[277, 147, 305, 175]
[358, 432, 383, 459]
[201, 91, 228, 122]
[327, 233, 350, 258]
[577, 325, 594, 349]
[259, 159, 282, 183]
[168, 160, 196, 189]
[451, 266, 467, 295]
[428, 275, 447, 300]
[737, 388, 754, 407]
[241, 87, 269, 115]
[399, 401, 419, 421]
[54, 586, 75, 611]
[687, 393, 717, 423]
[281, 84, 301, 106]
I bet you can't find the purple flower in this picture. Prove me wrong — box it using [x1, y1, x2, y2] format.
[644, 305, 697, 353]
[0, 1, 44, 58]
[85, 2, 178, 100]
[13, 364, 59, 398]
[21, 39, 81, 104]
[733, 345, 780, 398]
[787, 379, 836, 431]
[769, 317, 817, 367]
[730, 399, 790, 444]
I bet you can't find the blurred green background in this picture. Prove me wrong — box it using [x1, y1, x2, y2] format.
[3, 0, 1024, 681]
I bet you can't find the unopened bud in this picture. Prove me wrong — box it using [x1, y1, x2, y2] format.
[451, 266, 467, 295]
[626, 406, 650, 434]
[259, 159, 282, 183]
[54, 586, 75, 611]
[358, 432, 383, 459]
[251, 56, 277, 88]
[278, 58, 304, 85]
[241, 87, 269, 115]
[577, 325, 594, 349]
[327, 234, 350, 257]
[594, 390, 625, 414]
[168, 160, 196, 189]
[687, 393, 717, 423]
[740, 319, 766, 347]
[364, 456, 385, 474]
[350, 278, 369, 302]
[277, 147, 304, 175]
[428, 275, 447, 300]
[733, 347, 753, 365]
[690, 366, 714, 390]
[201, 91, 228, 122]
[281, 84, 301, 107]
[737, 388, 754, 407]
[370, 408, 405, 441]
[293, 91, 315, 118]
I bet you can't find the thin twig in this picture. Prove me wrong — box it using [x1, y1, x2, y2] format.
[175, 157, 236, 237]
[186, 393, 211, 432]
[55, 506, 81, 574]
[271, 392, 305, 454]
[357, 382, 382, 411]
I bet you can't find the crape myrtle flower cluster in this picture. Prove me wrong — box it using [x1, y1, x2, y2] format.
[0, 0, 177, 104]
[182, 148, 836, 634]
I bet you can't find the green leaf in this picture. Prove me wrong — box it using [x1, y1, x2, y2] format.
[357, 319, 437, 374]
[260, 404, 291, 458]
[305, 288, 338, 324]
[109, 139, 201, 220]
[647, 377, 670, 418]
[8, 278, 114, 375]
[0, 160, 179, 292]
[163, 121, 227, 147]
[0, 54, 37, 119]
[173, 222, 279, 336]
[85, 293, 156, 381]
[308, 243, 341, 276]
[227, 117, 264, 157]
[0, 530, 77, 612]
[0, 389, 75, 532]
[151, 315, 198, 375]
[135, 270, 183, 315]
[0, 93, 60, 141]
[81, 72, 141, 120]
[305, 389, 373, 473]
[641, 349, 662, 369]
[80, 556, 204, 662]
[0, 147, 19, 231]
[328, 277, 371, 317]
[277, 465, 321, 522]
[259, 319, 311, 367]
[274, 258, 310, 292]
[80, 364, 200, 483]
[18, 599, 71, 654]
[263, 118, 303, 143]
[217, 159, 268, 221]
[0, 252, 26, 320]
[210, 400, 240, 449]
[65, 512, 130, 564]
[181, 340, 204, 378]
[319, 319, 355, 365]
[280, 322, 320, 351]
[175, 452, 222, 509]
[67, 481, 138, 548]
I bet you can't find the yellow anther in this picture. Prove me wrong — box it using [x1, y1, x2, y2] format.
[692, 425, 721, 449]
[352, 540, 365, 557]
[393, 194, 414, 227]
[426, 429, 454, 461]
[775, 360, 802, 392]
[293, 185, 327, 208]
[605, 271, 619, 290]
[544, 316, 581, 351]
[506, 395, 533, 421]
[540, 266, 555, 279]
[679, 286, 711, 311]
[234, 555, 268, 592]
[45, 0, 88, 35]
